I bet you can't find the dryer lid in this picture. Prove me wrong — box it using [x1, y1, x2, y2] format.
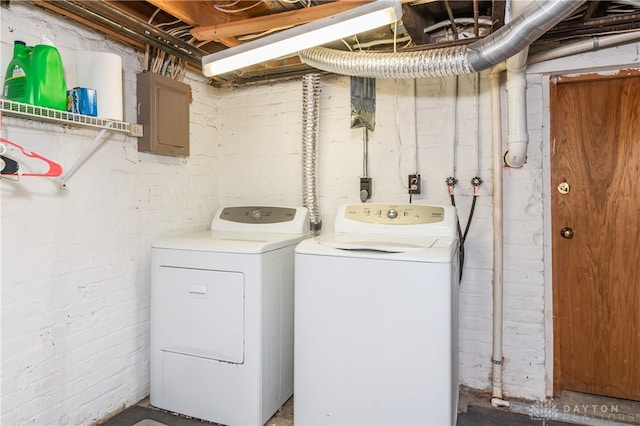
[152, 230, 310, 253]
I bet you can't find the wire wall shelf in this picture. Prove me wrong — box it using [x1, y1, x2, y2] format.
[0, 99, 141, 135]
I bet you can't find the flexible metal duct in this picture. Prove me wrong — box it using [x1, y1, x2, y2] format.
[299, 0, 586, 78]
[302, 73, 322, 234]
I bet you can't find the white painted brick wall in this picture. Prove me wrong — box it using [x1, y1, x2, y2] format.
[218, 73, 501, 394]
[1, 3, 218, 425]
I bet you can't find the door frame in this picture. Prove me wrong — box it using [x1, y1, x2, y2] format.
[538, 63, 640, 397]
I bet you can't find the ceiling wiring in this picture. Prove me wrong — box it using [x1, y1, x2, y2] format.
[214, 1, 264, 14]
[237, 25, 297, 41]
[144, 8, 190, 80]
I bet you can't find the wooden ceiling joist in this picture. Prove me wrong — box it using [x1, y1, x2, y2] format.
[146, 0, 242, 47]
[191, 1, 371, 41]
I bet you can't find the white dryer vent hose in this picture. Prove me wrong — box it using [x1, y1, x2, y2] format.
[302, 73, 322, 234]
[299, 0, 585, 79]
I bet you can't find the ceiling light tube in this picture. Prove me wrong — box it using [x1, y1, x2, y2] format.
[202, 0, 403, 77]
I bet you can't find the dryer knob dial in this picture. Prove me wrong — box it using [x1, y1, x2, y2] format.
[387, 209, 398, 219]
[251, 209, 262, 220]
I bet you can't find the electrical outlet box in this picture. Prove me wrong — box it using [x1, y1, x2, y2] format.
[408, 174, 421, 194]
[128, 124, 144, 138]
[360, 177, 372, 201]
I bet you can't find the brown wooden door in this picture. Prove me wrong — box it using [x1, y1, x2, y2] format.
[550, 72, 640, 401]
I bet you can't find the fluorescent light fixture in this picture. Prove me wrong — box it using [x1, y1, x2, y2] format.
[202, 1, 403, 76]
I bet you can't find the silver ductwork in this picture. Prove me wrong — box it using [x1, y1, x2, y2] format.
[301, 73, 322, 235]
[299, 0, 586, 78]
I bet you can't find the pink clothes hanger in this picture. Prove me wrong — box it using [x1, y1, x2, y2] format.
[0, 137, 63, 177]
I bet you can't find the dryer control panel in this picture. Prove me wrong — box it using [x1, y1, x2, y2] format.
[211, 206, 310, 234]
[343, 204, 445, 225]
[220, 206, 297, 224]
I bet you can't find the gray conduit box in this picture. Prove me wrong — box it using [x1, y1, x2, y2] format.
[137, 72, 190, 157]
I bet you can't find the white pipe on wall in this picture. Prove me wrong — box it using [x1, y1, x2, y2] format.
[489, 62, 509, 407]
[528, 32, 640, 64]
[504, 50, 529, 168]
[490, 0, 535, 405]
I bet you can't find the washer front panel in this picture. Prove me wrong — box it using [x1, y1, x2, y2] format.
[334, 204, 457, 237]
[343, 204, 445, 225]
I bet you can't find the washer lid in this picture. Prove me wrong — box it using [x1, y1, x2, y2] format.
[319, 233, 438, 253]
[153, 230, 309, 253]
[297, 233, 457, 262]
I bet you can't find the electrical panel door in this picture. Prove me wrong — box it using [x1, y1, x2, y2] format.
[137, 72, 190, 156]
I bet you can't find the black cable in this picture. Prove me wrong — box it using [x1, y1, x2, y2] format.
[462, 195, 478, 244]
[450, 193, 465, 282]
[449, 193, 480, 283]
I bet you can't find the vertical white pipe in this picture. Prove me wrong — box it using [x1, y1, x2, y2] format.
[490, 0, 533, 406]
[490, 63, 508, 407]
[504, 50, 529, 168]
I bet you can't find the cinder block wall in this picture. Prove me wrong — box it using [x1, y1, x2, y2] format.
[3, 2, 640, 425]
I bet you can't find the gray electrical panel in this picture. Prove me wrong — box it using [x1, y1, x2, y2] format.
[137, 72, 190, 157]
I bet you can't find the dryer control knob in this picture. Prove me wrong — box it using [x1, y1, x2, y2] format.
[251, 209, 262, 220]
[387, 209, 398, 219]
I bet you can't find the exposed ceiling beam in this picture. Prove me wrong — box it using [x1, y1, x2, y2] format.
[146, 0, 236, 26]
[191, 1, 371, 41]
[34, 0, 145, 49]
[36, 0, 207, 67]
[583, 0, 611, 20]
[145, 0, 242, 47]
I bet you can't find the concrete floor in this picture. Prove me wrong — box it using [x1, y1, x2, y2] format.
[100, 387, 640, 426]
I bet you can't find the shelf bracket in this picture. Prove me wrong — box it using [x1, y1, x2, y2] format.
[60, 122, 113, 187]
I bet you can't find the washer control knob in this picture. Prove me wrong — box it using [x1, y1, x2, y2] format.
[387, 209, 398, 219]
[250, 209, 262, 220]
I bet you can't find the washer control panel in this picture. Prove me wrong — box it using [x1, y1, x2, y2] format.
[343, 204, 445, 225]
[220, 206, 297, 224]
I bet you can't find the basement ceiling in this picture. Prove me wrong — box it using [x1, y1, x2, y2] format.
[30, 0, 640, 86]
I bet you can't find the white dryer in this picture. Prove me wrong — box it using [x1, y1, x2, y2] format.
[294, 203, 459, 426]
[150, 206, 309, 426]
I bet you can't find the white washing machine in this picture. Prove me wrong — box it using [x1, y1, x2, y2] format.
[294, 203, 460, 426]
[150, 206, 309, 426]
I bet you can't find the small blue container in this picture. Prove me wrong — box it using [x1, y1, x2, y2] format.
[67, 87, 97, 116]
